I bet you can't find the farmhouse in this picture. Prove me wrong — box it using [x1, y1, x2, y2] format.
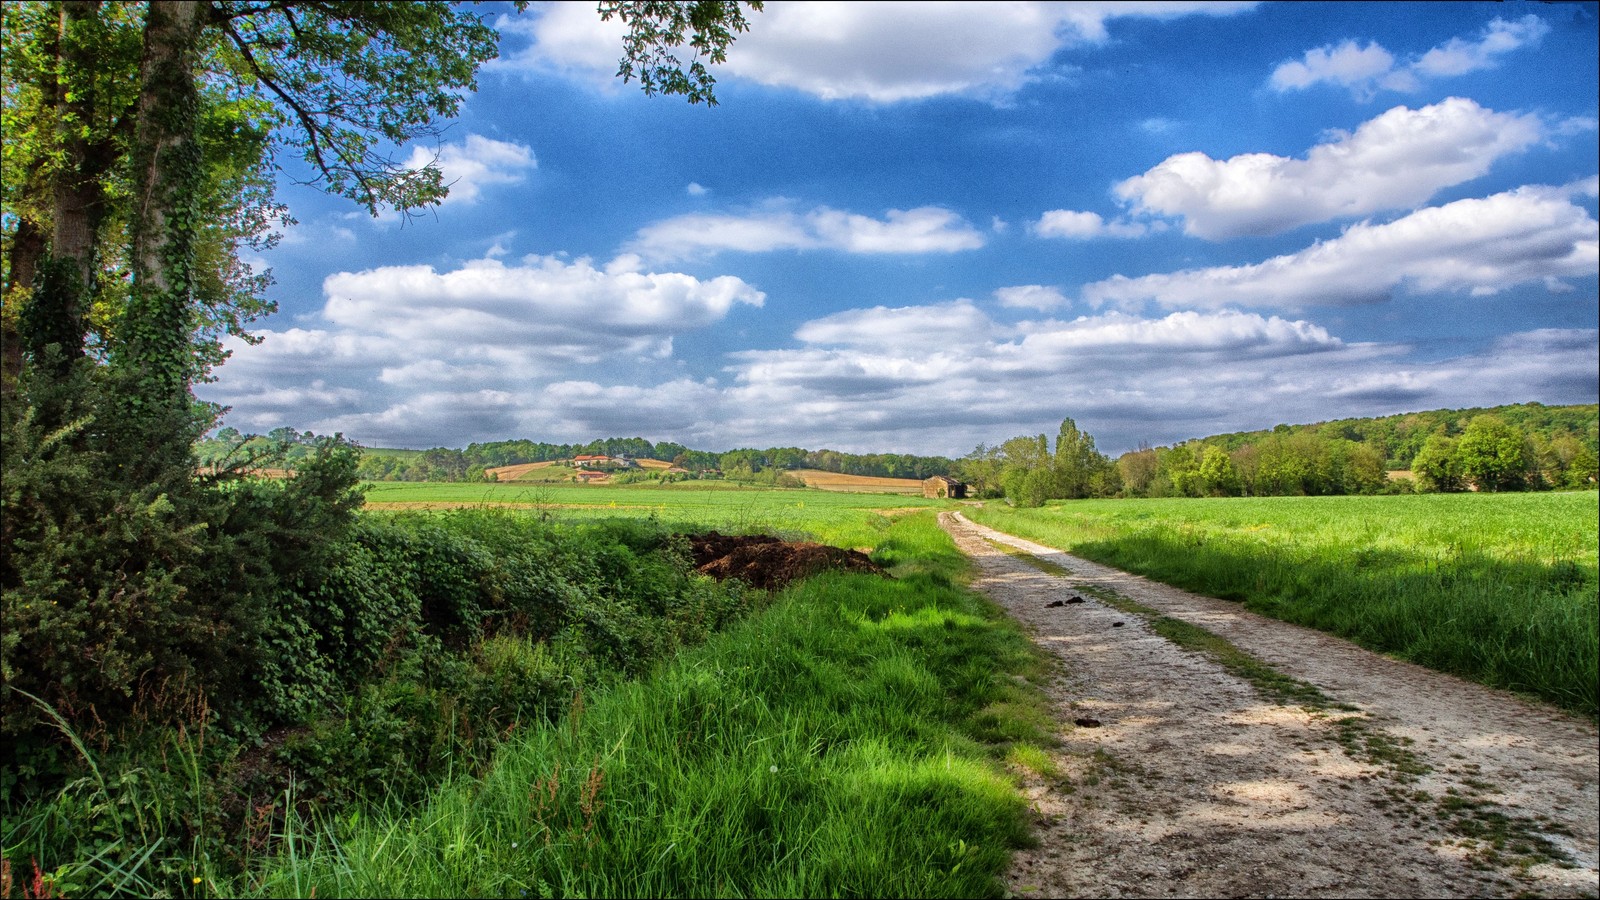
[571, 454, 632, 470]
[922, 475, 967, 499]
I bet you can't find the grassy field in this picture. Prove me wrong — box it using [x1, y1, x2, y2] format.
[241, 513, 1054, 898]
[362, 481, 949, 547]
[965, 492, 1599, 717]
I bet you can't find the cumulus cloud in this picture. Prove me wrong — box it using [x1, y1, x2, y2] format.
[628, 203, 985, 260]
[500, 1, 1256, 103]
[1413, 14, 1552, 77]
[712, 306, 1350, 444]
[1032, 209, 1159, 240]
[201, 255, 764, 446]
[993, 285, 1069, 311]
[794, 300, 995, 348]
[1270, 15, 1550, 98]
[403, 134, 537, 206]
[1085, 186, 1599, 311]
[712, 303, 1595, 454]
[1270, 40, 1401, 94]
[322, 255, 762, 347]
[203, 283, 1598, 455]
[1115, 98, 1543, 239]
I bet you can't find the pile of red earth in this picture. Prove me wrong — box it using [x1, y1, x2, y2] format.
[685, 531, 887, 590]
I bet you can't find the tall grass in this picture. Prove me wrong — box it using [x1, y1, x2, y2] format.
[967, 492, 1599, 717]
[242, 515, 1052, 898]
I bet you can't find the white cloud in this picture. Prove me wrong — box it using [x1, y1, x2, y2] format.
[202, 255, 765, 445]
[279, 218, 357, 247]
[708, 302, 1596, 454]
[1269, 40, 1399, 94]
[491, 4, 630, 85]
[686, 182, 709, 196]
[1085, 186, 1599, 311]
[794, 300, 994, 348]
[1032, 209, 1158, 239]
[994, 285, 1068, 311]
[1413, 14, 1551, 77]
[1270, 15, 1550, 98]
[501, 1, 1256, 103]
[204, 288, 1598, 455]
[403, 134, 537, 206]
[628, 203, 984, 260]
[322, 255, 763, 348]
[1115, 98, 1543, 239]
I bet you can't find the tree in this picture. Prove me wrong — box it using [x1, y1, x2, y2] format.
[1053, 417, 1106, 500]
[1000, 434, 1050, 506]
[954, 442, 1003, 498]
[1197, 445, 1240, 496]
[1117, 443, 1159, 497]
[2, 0, 764, 756]
[1412, 433, 1464, 492]
[4, 2, 762, 407]
[1457, 415, 1531, 492]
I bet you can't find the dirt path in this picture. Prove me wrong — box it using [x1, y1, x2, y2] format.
[939, 512, 1599, 899]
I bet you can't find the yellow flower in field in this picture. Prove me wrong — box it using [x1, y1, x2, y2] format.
[193, 876, 203, 884]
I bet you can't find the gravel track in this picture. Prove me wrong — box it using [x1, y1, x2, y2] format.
[940, 512, 1599, 899]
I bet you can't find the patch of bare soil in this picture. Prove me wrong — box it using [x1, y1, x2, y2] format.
[940, 512, 1599, 899]
[685, 531, 887, 590]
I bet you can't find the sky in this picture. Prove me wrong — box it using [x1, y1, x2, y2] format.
[198, 0, 1600, 457]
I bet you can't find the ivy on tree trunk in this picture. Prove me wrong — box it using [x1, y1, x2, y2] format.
[120, 0, 207, 443]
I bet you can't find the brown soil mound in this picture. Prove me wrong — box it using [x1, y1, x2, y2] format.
[686, 531, 888, 590]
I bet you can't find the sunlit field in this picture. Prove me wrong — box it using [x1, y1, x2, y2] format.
[361, 480, 951, 547]
[966, 492, 1599, 717]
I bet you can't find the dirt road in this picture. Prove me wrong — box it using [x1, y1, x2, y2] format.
[939, 512, 1599, 899]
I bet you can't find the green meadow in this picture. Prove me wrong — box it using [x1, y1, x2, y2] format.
[362, 480, 948, 547]
[965, 492, 1599, 717]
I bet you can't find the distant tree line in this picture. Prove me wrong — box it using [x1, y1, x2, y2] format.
[956, 403, 1598, 506]
[195, 432, 958, 483]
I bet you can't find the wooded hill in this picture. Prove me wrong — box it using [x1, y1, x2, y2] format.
[1196, 402, 1597, 469]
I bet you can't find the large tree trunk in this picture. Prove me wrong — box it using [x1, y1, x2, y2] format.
[1, 218, 45, 391]
[41, 1, 112, 363]
[122, 0, 207, 420]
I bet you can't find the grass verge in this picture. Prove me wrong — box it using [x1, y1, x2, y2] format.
[240, 513, 1055, 898]
[967, 493, 1599, 718]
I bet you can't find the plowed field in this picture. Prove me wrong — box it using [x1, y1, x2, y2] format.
[794, 469, 924, 494]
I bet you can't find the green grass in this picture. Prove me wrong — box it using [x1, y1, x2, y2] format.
[240, 514, 1054, 898]
[362, 480, 949, 549]
[967, 492, 1599, 717]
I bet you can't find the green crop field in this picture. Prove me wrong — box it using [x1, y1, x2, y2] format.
[965, 492, 1599, 717]
[361, 481, 950, 547]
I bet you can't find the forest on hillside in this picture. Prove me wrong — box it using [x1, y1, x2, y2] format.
[951, 403, 1599, 505]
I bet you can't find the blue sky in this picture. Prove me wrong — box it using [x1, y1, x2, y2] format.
[199, 0, 1600, 456]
